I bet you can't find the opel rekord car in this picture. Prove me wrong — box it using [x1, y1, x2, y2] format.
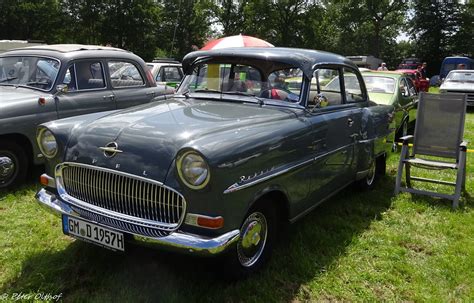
[440, 69, 474, 107]
[36, 48, 395, 276]
[0, 44, 174, 188]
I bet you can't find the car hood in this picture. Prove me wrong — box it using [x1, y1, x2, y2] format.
[440, 81, 474, 91]
[368, 92, 395, 105]
[0, 85, 52, 117]
[65, 97, 298, 183]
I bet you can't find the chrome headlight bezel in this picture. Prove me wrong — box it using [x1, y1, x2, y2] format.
[176, 150, 210, 190]
[37, 127, 58, 159]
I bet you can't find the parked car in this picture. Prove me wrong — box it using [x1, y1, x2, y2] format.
[346, 55, 383, 70]
[36, 47, 395, 276]
[398, 57, 421, 70]
[146, 59, 183, 88]
[363, 72, 418, 140]
[439, 56, 474, 80]
[395, 69, 429, 92]
[324, 71, 417, 141]
[440, 69, 474, 107]
[0, 44, 174, 188]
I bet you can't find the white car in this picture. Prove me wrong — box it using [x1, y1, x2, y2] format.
[146, 59, 183, 88]
[440, 69, 474, 106]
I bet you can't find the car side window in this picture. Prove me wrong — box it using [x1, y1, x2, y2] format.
[159, 66, 182, 82]
[399, 78, 410, 97]
[61, 61, 105, 91]
[405, 77, 417, 95]
[309, 68, 342, 108]
[343, 68, 364, 102]
[109, 61, 144, 88]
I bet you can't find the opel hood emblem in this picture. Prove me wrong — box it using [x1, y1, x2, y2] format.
[99, 142, 123, 158]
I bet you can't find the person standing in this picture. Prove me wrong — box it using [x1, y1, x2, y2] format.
[377, 62, 388, 71]
[420, 62, 428, 78]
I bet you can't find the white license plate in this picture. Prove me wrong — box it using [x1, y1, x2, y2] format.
[62, 215, 125, 251]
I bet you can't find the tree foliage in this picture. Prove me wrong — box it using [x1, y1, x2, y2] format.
[0, 0, 471, 72]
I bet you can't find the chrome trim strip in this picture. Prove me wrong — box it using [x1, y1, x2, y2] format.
[36, 188, 239, 256]
[224, 143, 354, 194]
[55, 162, 186, 231]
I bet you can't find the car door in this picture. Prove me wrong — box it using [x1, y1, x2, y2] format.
[398, 77, 417, 125]
[55, 60, 116, 119]
[107, 60, 157, 109]
[305, 66, 363, 203]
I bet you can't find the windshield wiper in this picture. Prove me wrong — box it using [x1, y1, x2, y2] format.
[0, 76, 18, 83]
[193, 88, 222, 93]
[221, 91, 265, 105]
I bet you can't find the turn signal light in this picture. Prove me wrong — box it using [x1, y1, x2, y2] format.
[197, 216, 224, 229]
[40, 174, 55, 188]
[38, 97, 46, 105]
[185, 213, 224, 229]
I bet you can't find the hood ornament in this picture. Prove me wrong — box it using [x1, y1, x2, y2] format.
[99, 142, 123, 158]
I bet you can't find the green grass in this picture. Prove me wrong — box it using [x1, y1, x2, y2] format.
[1, 112, 473, 302]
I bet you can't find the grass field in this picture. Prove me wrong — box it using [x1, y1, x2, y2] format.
[1, 110, 473, 302]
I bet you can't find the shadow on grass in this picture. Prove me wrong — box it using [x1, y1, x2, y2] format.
[0, 175, 412, 302]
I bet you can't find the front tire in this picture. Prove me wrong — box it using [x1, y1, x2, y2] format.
[0, 141, 28, 189]
[357, 155, 385, 190]
[225, 202, 277, 278]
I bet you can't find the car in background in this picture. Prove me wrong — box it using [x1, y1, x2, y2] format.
[362, 72, 418, 140]
[146, 59, 183, 88]
[36, 47, 395, 276]
[440, 56, 474, 80]
[395, 69, 429, 92]
[440, 69, 474, 107]
[0, 44, 174, 188]
[398, 57, 421, 70]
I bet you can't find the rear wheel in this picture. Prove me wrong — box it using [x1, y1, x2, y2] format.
[357, 155, 385, 190]
[0, 141, 28, 189]
[225, 201, 277, 278]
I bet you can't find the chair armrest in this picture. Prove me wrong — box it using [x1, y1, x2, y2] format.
[460, 140, 468, 152]
[400, 135, 414, 145]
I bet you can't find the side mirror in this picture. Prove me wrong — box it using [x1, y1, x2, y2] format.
[55, 84, 68, 94]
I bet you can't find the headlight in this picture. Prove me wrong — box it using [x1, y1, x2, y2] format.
[177, 150, 210, 189]
[37, 128, 58, 158]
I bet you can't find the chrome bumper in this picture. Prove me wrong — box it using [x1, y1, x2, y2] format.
[36, 188, 240, 256]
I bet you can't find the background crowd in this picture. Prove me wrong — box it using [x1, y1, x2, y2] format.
[0, 0, 472, 76]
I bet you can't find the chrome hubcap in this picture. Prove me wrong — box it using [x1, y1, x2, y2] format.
[0, 156, 15, 181]
[402, 121, 408, 137]
[366, 162, 376, 186]
[237, 212, 267, 267]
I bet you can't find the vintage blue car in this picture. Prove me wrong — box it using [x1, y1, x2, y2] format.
[36, 48, 395, 276]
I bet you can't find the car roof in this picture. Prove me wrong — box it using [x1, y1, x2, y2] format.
[182, 47, 357, 78]
[448, 69, 474, 73]
[1, 44, 142, 63]
[362, 71, 403, 79]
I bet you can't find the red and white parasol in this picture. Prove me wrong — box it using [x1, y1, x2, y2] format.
[201, 34, 274, 50]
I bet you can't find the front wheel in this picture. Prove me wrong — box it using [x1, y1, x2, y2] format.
[0, 141, 28, 189]
[225, 202, 277, 278]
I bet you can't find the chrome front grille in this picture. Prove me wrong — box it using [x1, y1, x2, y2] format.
[56, 163, 186, 232]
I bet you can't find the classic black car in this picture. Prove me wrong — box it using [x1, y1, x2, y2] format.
[36, 48, 395, 276]
[0, 44, 174, 188]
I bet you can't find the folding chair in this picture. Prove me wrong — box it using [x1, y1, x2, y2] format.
[394, 92, 468, 208]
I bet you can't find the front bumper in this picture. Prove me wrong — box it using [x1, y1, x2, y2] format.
[36, 188, 240, 256]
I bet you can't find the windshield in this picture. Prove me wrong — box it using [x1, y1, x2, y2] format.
[362, 76, 396, 94]
[177, 63, 303, 103]
[446, 71, 474, 83]
[0, 56, 60, 91]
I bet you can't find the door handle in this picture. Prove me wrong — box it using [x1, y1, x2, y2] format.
[347, 117, 354, 127]
[103, 94, 115, 100]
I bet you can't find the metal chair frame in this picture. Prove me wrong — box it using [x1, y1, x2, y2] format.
[394, 92, 468, 208]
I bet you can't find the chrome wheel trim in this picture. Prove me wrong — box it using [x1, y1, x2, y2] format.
[402, 120, 408, 137]
[237, 212, 268, 268]
[366, 161, 376, 186]
[0, 153, 17, 186]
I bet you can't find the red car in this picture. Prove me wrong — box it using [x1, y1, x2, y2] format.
[395, 69, 429, 92]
